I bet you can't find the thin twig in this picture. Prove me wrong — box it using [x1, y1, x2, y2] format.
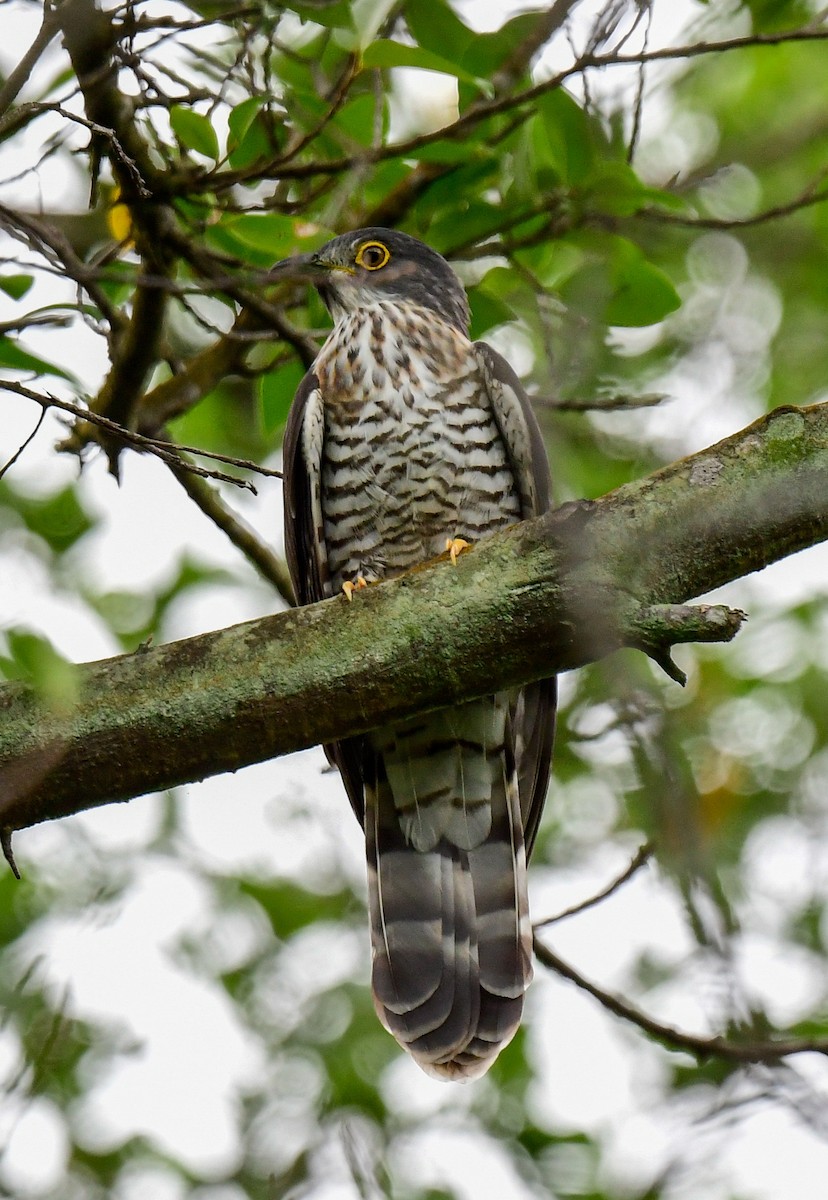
[640, 180, 828, 231]
[534, 936, 828, 1063]
[534, 842, 654, 927]
[194, 24, 828, 190]
[164, 446, 294, 602]
[0, 6, 61, 120]
[12, 103, 152, 197]
[0, 409, 47, 481]
[167, 229, 319, 368]
[535, 392, 669, 411]
[627, 1, 654, 165]
[1, 382, 263, 491]
[492, 0, 584, 92]
[264, 53, 358, 172]
[159, 440, 282, 479]
[0, 203, 124, 331]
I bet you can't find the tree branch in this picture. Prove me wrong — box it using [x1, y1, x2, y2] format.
[1, 401, 826, 834]
[535, 842, 654, 927]
[533, 936, 828, 1063]
[194, 22, 828, 189]
[56, 0, 178, 464]
[0, 6, 61, 120]
[640, 172, 828, 231]
[165, 450, 295, 603]
[2, 382, 267, 491]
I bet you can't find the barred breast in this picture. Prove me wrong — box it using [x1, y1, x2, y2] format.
[314, 302, 521, 594]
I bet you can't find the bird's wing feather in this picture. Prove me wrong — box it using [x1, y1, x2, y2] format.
[474, 341, 550, 519]
[282, 370, 326, 605]
[282, 368, 367, 822]
[475, 341, 557, 858]
[510, 677, 557, 857]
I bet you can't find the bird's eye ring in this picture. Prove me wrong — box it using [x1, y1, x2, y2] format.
[355, 241, 391, 271]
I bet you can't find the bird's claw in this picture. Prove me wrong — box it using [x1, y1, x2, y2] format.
[342, 577, 368, 602]
[445, 537, 471, 566]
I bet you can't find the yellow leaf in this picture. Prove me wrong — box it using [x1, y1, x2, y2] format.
[107, 193, 133, 245]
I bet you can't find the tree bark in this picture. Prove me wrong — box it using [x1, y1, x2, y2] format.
[1, 402, 827, 833]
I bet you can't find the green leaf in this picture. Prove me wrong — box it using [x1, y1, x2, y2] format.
[168, 380, 268, 462]
[362, 39, 484, 88]
[606, 255, 682, 327]
[98, 272, 137, 309]
[227, 98, 283, 171]
[334, 93, 384, 148]
[207, 214, 331, 270]
[87, 559, 232, 650]
[344, 157, 411, 215]
[0, 629, 78, 712]
[239, 878, 357, 939]
[464, 11, 548, 78]
[581, 161, 650, 217]
[207, 216, 292, 267]
[0, 336, 74, 381]
[406, 139, 487, 164]
[404, 0, 477, 63]
[170, 106, 219, 160]
[411, 159, 498, 214]
[560, 234, 682, 327]
[636, 183, 691, 214]
[408, 6, 551, 85]
[426, 199, 503, 252]
[0, 274, 33, 300]
[536, 90, 600, 184]
[2, 480, 95, 554]
[221, 213, 297, 255]
[259, 361, 305, 436]
[467, 286, 514, 339]
[516, 241, 585, 290]
[581, 163, 690, 218]
[228, 97, 264, 147]
[290, 0, 356, 30]
[230, 115, 279, 171]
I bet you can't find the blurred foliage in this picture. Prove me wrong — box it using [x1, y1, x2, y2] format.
[1, 0, 828, 1197]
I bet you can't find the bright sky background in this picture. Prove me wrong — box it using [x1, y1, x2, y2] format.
[2, 1, 828, 1198]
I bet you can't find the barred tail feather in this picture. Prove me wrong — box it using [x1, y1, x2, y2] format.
[365, 696, 533, 1080]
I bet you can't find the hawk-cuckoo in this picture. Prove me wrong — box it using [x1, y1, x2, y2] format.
[278, 229, 556, 1079]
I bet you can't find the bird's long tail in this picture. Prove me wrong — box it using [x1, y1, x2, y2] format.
[365, 694, 532, 1080]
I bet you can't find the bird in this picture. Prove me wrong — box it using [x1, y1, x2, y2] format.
[278, 228, 556, 1080]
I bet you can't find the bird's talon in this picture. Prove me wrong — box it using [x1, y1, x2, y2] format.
[445, 537, 471, 566]
[342, 577, 368, 602]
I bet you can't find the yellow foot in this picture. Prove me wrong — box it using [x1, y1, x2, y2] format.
[445, 537, 471, 566]
[342, 576, 368, 602]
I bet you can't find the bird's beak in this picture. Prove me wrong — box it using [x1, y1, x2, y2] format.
[268, 252, 357, 285]
[267, 251, 328, 284]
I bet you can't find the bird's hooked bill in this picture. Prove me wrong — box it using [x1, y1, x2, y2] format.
[267, 252, 326, 283]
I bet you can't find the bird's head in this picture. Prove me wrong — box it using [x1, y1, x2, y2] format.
[271, 228, 470, 334]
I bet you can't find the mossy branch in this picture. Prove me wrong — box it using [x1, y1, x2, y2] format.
[1, 402, 826, 835]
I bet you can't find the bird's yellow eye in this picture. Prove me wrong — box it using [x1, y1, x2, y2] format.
[355, 240, 391, 271]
